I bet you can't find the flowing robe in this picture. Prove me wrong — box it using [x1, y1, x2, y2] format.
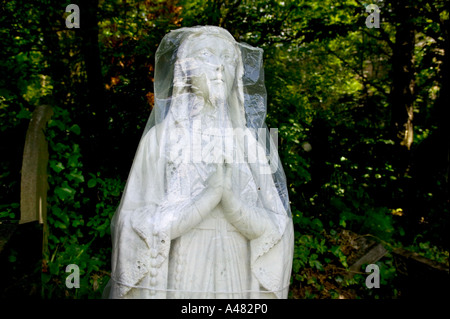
[106, 121, 293, 299]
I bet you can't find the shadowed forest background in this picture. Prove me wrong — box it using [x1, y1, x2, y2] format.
[0, 0, 449, 299]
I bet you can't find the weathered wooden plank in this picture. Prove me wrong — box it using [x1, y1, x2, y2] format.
[392, 247, 449, 275]
[347, 242, 388, 278]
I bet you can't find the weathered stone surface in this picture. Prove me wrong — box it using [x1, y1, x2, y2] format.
[20, 105, 53, 224]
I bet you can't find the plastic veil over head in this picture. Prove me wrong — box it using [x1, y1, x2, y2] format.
[104, 26, 294, 299]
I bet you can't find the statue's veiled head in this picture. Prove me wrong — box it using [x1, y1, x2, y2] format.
[171, 28, 244, 123]
[153, 26, 264, 130]
[180, 33, 239, 97]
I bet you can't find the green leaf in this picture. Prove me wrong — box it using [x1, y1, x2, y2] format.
[69, 124, 81, 135]
[310, 259, 324, 271]
[54, 220, 67, 229]
[330, 245, 341, 256]
[88, 178, 97, 188]
[54, 185, 76, 200]
[16, 108, 31, 119]
[69, 171, 85, 183]
[58, 212, 70, 225]
[50, 160, 65, 173]
[72, 219, 83, 227]
[311, 218, 323, 230]
[68, 154, 81, 168]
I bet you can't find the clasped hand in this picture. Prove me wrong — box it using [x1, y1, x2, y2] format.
[206, 163, 241, 215]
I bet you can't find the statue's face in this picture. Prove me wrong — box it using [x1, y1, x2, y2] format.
[184, 34, 238, 99]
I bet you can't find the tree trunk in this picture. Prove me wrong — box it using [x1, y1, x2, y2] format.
[40, 3, 70, 107]
[78, 0, 107, 170]
[389, 0, 416, 152]
[434, 1, 450, 224]
[79, 0, 104, 116]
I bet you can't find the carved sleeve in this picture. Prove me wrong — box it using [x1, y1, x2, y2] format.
[225, 203, 281, 240]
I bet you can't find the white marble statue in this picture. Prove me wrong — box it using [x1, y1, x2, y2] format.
[104, 26, 294, 299]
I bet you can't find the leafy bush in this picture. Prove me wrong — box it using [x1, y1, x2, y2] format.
[42, 107, 123, 298]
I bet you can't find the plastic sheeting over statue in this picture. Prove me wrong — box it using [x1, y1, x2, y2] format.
[104, 26, 294, 299]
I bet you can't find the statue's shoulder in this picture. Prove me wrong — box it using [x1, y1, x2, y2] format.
[141, 122, 164, 144]
[137, 123, 166, 163]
